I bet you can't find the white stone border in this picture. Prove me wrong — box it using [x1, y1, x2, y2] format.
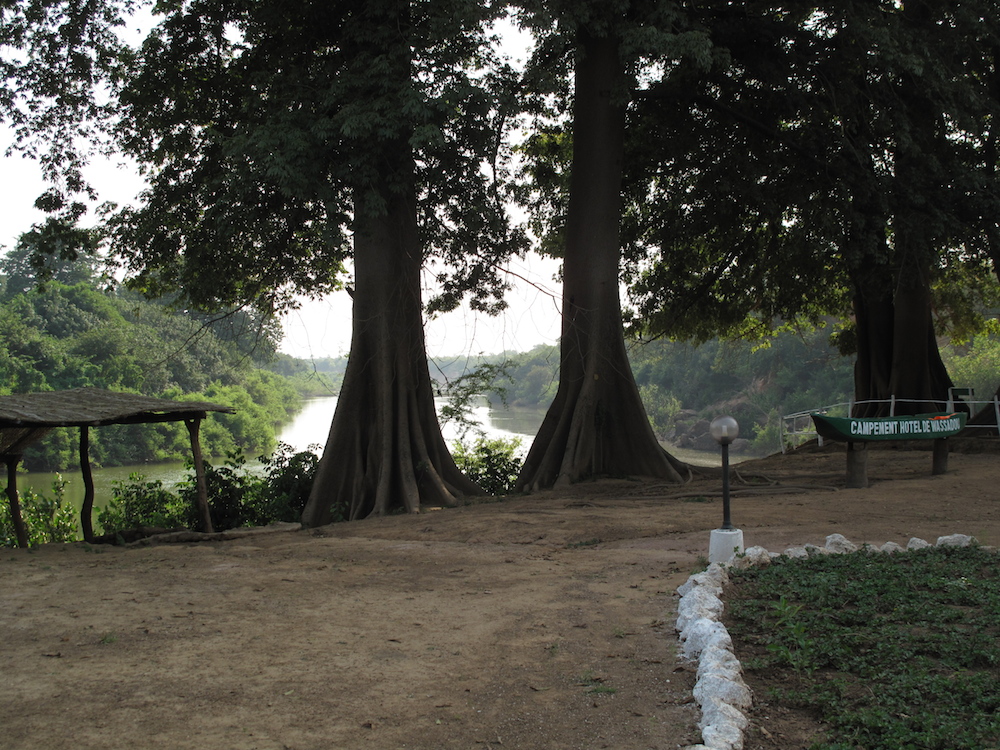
[674, 532, 980, 750]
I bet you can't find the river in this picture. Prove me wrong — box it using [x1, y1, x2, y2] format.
[18, 396, 725, 516]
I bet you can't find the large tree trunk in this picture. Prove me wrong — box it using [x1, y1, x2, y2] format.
[847, 250, 955, 423]
[517, 30, 687, 492]
[851, 258, 953, 418]
[885, 258, 953, 413]
[851, 267, 895, 416]
[848, 30, 955, 419]
[301, 169, 482, 523]
[967, 66, 1000, 433]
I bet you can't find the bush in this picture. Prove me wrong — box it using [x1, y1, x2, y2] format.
[256, 442, 324, 522]
[452, 436, 524, 495]
[943, 333, 1000, 405]
[749, 410, 783, 455]
[98, 473, 196, 534]
[639, 383, 682, 440]
[98, 444, 323, 537]
[1, 475, 78, 546]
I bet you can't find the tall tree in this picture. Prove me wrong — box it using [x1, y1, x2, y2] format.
[515, 3, 701, 490]
[1, 0, 133, 262]
[111, 0, 523, 519]
[624, 1, 1000, 418]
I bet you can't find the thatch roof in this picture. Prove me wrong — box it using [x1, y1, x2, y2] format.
[0, 388, 234, 457]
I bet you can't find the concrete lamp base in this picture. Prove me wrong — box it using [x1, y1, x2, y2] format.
[709, 528, 745, 565]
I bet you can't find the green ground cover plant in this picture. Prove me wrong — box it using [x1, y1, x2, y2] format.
[725, 546, 1000, 749]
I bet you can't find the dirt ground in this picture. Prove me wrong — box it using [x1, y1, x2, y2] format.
[2, 441, 998, 750]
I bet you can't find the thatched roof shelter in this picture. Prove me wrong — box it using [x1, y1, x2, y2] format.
[1, 388, 234, 547]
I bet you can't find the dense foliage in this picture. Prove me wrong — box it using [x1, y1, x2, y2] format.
[726, 545, 1000, 748]
[0, 475, 77, 547]
[451, 436, 524, 495]
[482, 328, 855, 452]
[941, 331, 1000, 409]
[266, 354, 344, 397]
[0, 253, 302, 471]
[4, 0, 998, 503]
[97, 443, 325, 537]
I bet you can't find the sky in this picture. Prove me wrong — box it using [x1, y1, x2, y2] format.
[0, 142, 562, 359]
[0, 15, 561, 360]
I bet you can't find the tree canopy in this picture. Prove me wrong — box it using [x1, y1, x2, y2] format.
[0, 252, 298, 470]
[1, 0, 135, 226]
[551, 1, 1000, 416]
[5, 0, 999, 501]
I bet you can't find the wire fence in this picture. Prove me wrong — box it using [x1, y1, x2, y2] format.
[781, 390, 1000, 452]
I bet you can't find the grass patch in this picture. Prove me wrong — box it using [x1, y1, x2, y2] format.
[577, 670, 617, 695]
[725, 545, 1000, 749]
[566, 538, 601, 549]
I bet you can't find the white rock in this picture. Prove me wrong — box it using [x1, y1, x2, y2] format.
[907, 537, 931, 550]
[697, 644, 743, 680]
[677, 586, 724, 633]
[696, 563, 730, 590]
[678, 564, 728, 597]
[783, 546, 808, 558]
[880, 541, 905, 554]
[699, 697, 750, 731]
[825, 533, 858, 553]
[936, 533, 978, 548]
[701, 722, 745, 750]
[694, 674, 752, 710]
[803, 543, 828, 556]
[700, 699, 749, 749]
[681, 618, 732, 660]
[730, 546, 771, 570]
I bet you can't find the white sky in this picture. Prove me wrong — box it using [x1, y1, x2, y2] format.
[0, 145, 561, 359]
[0, 15, 560, 360]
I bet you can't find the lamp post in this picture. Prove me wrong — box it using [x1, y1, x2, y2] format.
[708, 415, 744, 564]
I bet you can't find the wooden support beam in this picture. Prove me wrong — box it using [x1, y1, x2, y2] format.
[185, 417, 214, 533]
[846, 441, 868, 489]
[932, 438, 949, 475]
[5, 456, 28, 548]
[79, 425, 96, 543]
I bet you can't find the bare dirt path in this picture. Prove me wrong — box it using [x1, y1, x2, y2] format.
[2, 444, 998, 750]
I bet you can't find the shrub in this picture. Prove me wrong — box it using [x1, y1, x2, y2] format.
[1, 475, 78, 546]
[639, 383, 682, 440]
[98, 473, 196, 534]
[452, 436, 524, 495]
[256, 442, 324, 522]
[98, 444, 323, 537]
[177, 451, 268, 530]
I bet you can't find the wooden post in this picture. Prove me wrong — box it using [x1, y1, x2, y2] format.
[845, 441, 868, 488]
[5, 456, 29, 548]
[932, 438, 949, 475]
[185, 417, 214, 533]
[79, 426, 96, 543]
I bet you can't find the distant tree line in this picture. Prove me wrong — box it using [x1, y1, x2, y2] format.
[484, 326, 999, 454]
[0, 249, 302, 471]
